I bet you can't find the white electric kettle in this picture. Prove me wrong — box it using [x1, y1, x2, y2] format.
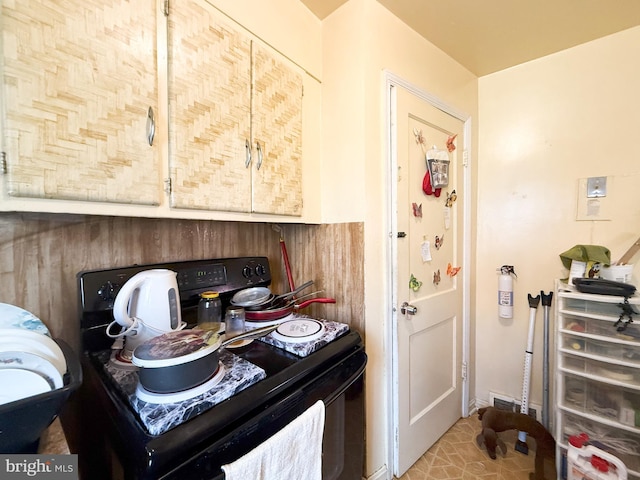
[106, 269, 185, 361]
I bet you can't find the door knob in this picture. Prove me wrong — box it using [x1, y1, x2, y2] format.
[401, 302, 417, 315]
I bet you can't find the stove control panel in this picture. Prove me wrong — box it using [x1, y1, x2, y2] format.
[78, 257, 271, 315]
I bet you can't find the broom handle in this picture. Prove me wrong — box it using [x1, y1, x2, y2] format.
[616, 234, 640, 265]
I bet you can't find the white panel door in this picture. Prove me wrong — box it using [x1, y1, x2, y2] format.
[394, 85, 466, 476]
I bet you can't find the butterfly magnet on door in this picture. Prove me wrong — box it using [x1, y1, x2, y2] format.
[446, 263, 461, 278]
[412, 202, 422, 218]
[409, 274, 423, 292]
[446, 134, 457, 152]
[433, 269, 441, 285]
[445, 190, 457, 208]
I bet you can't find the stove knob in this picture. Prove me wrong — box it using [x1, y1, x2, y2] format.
[242, 266, 253, 278]
[98, 281, 117, 301]
[255, 264, 266, 276]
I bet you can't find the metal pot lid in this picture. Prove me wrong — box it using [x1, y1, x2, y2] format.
[271, 319, 325, 344]
[131, 329, 221, 368]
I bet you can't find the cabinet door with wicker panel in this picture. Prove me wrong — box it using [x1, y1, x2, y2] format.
[251, 41, 303, 217]
[1, 0, 161, 205]
[167, 0, 302, 216]
[167, 0, 252, 213]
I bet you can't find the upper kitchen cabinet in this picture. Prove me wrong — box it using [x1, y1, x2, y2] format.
[0, 0, 161, 205]
[250, 42, 303, 216]
[167, 0, 303, 216]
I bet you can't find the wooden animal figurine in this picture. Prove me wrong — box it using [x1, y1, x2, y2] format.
[476, 406, 556, 480]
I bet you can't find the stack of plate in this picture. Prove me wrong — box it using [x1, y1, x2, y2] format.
[230, 287, 273, 308]
[0, 303, 66, 406]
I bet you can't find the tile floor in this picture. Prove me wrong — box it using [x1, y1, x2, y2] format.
[395, 414, 539, 480]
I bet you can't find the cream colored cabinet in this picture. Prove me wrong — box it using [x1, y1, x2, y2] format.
[1, 0, 161, 205]
[1, 0, 309, 219]
[250, 41, 303, 216]
[167, 1, 303, 216]
[555, 280, 640, 478]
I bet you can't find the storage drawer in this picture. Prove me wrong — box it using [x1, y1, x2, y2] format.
[563, 298, 629, 317]
[561, 334, 640, 365]
[563, 313, 640, 342]
[562, 375, 615, 419]
[560, 354, 640, 385]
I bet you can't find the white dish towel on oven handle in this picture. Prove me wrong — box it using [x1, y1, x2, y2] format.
[222, 400, 325, 480]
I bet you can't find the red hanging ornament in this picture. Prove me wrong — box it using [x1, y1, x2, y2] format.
[422, 170, 442, 197]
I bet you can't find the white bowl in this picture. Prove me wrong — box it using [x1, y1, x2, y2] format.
[0, 369, 52, 406]
[0, 351, 63, 389]
[0, 329, 66, 375]
[0, 303, 50, 335]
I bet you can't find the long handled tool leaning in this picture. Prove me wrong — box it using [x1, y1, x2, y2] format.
[515, 293, 541, 455]
[541, 291, 553, 430]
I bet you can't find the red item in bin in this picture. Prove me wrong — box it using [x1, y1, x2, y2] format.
[591, 455, 610, 473]
[569, 433, 590, 448]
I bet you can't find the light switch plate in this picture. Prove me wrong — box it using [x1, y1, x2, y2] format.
[577, 177, 611, 221]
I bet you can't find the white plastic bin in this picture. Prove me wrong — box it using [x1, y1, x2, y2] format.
[567, 433, 628, 480]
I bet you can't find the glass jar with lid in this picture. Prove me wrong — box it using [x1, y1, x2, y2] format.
[197, 291, 222, 332]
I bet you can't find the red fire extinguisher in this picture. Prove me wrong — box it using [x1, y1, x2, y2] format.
[498, 265, 517, 319]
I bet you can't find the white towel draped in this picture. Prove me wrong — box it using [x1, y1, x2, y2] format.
[222, 400, 325, 480]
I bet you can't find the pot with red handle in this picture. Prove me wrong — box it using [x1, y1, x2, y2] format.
[244, 297, 336, 322]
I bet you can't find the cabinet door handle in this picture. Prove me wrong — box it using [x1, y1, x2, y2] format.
[245, 139, 252, 168]
[256, 141, 263, 170]
[146, 107, 155, 146]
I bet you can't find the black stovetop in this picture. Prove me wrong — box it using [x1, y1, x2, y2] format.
[73, 257, 364, 479]
[84, 329, 362, 478]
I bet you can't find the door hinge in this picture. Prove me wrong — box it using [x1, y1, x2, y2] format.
[461, 361, 468, 380]
[164, 178, 172, 195]
[0, 152, 6, 174]
[163, 0, 169, 16]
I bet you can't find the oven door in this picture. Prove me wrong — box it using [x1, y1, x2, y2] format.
[163, 348, 367, 480]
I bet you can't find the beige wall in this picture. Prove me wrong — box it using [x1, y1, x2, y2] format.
[208, 0, 322, 77]
[476, 26, 640, 412]
[323, 0, 479, 476]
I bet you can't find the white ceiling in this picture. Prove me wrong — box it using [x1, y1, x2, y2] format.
[300, 0, 640, 76]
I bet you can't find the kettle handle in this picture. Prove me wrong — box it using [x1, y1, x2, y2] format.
[106, 318, 139, 338]
[112, 271, 149, 328]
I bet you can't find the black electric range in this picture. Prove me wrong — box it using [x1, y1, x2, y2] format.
[61, 257, 366, 480]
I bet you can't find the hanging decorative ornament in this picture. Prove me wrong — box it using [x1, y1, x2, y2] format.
[433, 270, 441, 285]
[445, 190, 457, 208]
[446, 134, 457, 152]
[447, 262, 461, 277]
[422, 170, 441, 197]
[434, 233, 444, 250]
[409, 274, 423, 292]
[412, 202, 422, 217]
